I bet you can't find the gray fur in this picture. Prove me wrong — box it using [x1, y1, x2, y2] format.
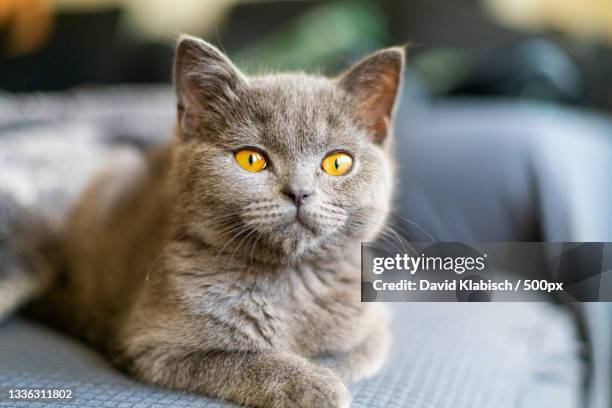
[29, 35, 405, 407]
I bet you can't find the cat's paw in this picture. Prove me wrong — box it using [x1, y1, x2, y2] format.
[276, 367, 350, 408]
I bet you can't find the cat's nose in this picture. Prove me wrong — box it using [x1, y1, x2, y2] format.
[283, 188, 314, 207]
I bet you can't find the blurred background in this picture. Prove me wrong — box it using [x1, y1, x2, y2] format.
[1, 0, 612, 110]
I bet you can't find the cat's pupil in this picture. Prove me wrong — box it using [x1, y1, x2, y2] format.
[248, 154, 254, 166]
[334, 158, 340, 170]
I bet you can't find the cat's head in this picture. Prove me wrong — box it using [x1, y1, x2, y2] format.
[171, 35, 403, 264]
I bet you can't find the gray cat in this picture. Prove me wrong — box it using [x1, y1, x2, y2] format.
[26, 35, 405, 407]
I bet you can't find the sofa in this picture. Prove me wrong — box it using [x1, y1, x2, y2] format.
[0, 84, 609, 407]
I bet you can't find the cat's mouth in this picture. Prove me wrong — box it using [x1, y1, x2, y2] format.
[286, 214, 317, 235]
[293, 212, 311, 228]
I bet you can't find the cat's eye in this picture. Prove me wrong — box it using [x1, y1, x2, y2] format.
[235, 149, 267, 172]
[322, 152, 353, 176]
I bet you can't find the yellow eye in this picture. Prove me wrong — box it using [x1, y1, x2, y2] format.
[235, 149, 267, 172]
[322, 152, 353, 176]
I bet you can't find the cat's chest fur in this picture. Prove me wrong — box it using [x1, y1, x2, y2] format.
[161, 249, 371, 356]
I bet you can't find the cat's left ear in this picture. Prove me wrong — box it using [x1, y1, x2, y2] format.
[338, 47, 405, 143]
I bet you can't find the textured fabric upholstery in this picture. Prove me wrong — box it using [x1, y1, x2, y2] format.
[0, 303, 581, 407]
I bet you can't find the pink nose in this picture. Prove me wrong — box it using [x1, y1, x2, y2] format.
[283, 189, 313, 207]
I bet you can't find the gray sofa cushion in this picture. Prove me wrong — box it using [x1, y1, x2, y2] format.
[0, 303, 581, 407]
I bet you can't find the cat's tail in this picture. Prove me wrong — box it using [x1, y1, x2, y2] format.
[0, 197, 60, 322]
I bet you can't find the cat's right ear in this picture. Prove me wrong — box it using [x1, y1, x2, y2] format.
[173, 35, 247, 136]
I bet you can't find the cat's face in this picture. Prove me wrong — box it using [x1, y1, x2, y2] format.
[172, 36, 403, 264]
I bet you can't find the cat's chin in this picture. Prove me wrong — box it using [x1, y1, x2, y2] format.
[243, 221, 319, 263]
[279, 222, 317, 248]
[275, 221, 346, 261]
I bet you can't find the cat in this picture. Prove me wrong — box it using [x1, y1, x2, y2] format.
[25, 35, 405, 407]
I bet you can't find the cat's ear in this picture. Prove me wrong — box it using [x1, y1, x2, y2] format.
[173, 35, 247, 136]
[338, 47, 405, 143]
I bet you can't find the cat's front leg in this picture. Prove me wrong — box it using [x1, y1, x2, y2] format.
[125, 346, 351, 408]
[328, 306, 391, 383]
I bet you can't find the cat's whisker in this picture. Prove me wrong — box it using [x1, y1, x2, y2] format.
[377, 229, 407, 254]
[372, 208, 436, 243]
[206, 215, 243, 230]
[249, 233, 265, 264]
[375, 229, 406, 255]
[216, 221, 248, 237]
[341, 222, 395, 255]
[352, 207, 435, 243]
[339, 210, 415, 256]
[215, 226, 251, 260]
[228, 228, 258, 268]
[385, 227, 418, 256]
[144, 247, 167, 283]
[379, 222, 417, 254]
